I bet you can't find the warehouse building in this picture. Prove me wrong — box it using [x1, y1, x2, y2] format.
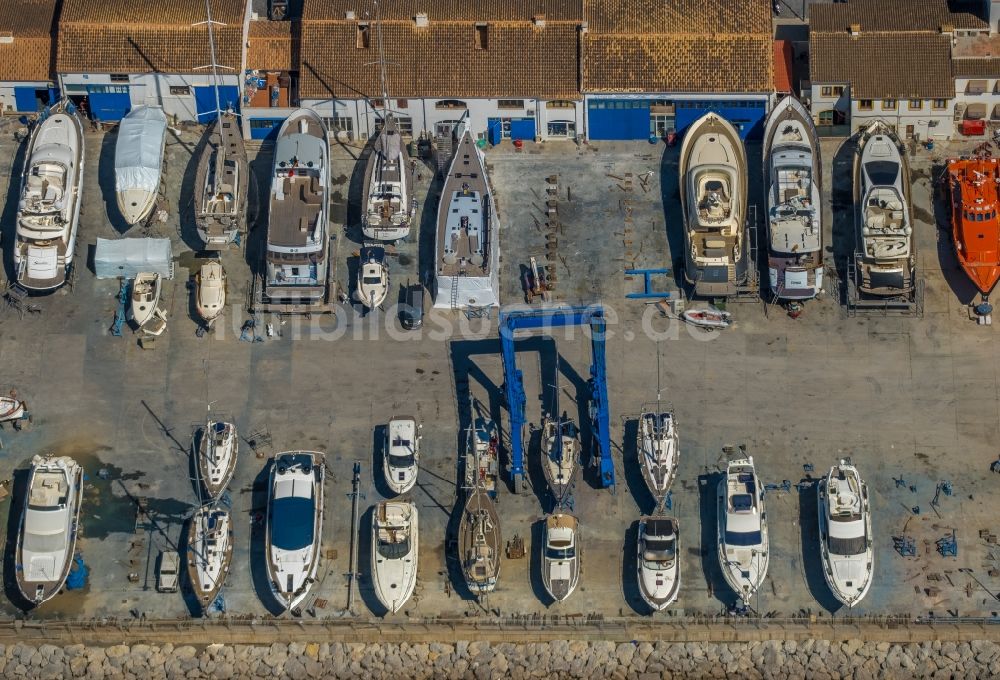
[0, 0, 60, 114]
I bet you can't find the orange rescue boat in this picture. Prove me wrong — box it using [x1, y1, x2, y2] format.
[948, 157, 1000, 296]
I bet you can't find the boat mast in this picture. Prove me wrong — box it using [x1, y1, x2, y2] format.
[193, 0, 227, 120]
[375, 0, 389, 118]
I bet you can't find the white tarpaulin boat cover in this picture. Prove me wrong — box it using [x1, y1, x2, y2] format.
[114, 106, 167, 194]
[94, 238, 174, 280]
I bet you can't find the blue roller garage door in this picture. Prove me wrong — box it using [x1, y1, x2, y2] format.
[87, 86, 131, 122]
[674, 100, 768, 140]
[509, 118, 535, 141]
[194, 86, 240, 122]
[249, 117, 284, 141]
[487, 117, 536, 145]
[588, 99, 650, 140]
[13, 87, 45, 113]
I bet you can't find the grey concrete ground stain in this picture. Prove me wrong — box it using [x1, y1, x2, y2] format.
[913, 204, 936, 226]
[330, 191, 347, 223]
[330, 173, 348, 186]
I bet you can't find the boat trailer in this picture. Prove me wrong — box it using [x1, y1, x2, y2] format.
[499, 305, 614, 493]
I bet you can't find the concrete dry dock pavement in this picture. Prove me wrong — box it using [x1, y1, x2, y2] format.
[0, 115, 999, 628]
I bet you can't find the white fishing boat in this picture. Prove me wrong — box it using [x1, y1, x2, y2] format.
[371, 500, 418, 614]
[186, 506, 233, 611]
[541, 513, 580, 602]
[638, 406, 679, 503]
[15, 455, 83, 605]
[383, 416, 419, 495]
[717, 456, 769, 602]
[196, 261, 226, 325]
[854, 120, 915, 296]
[637, 515, 680, 611]
[433, 122, 500, 309]
[818, 459, 874, 607]
[266, 451, 324, 613]
[354, 245, 389, 309]
[265, 109, 330, 305]
[679, 112, 750, 297]
[682, 306, 732, 330]
[458, 486, 502, 596]
[363, 114, 412, 241]
[0, 396, 26, 423]
[14, 100, 84, 291]
[127, 272, 161, 328]
[114, 105, 167, 226]
[195, 113, 248, 248]
[464, 415, 499, 499]
[763, 95, 824, 300]
[197, 420, 238, 502]
[540, 412, 578, 506]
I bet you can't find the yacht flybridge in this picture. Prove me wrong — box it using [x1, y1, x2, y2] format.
[679, 113, 750, 297]
[763, 96, 824, 300]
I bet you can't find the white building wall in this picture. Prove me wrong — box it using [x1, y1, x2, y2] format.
[849, 99, 954, 140]
[808, 82, 850, 125]
[0, 81, 51, 114]
[60, 72, 242, 122]
[954, 76, 998, 124]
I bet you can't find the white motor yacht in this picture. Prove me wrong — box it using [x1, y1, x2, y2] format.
[371, 500, 418, 614]
[383, 416, 419, 494]
[637, 515, 680, 611]
[818, 459, 874, 607]
[717, 456, 769, 602]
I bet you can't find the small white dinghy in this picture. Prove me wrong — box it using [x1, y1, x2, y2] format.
[818, 459, 874, 607]
[128, 272, 161, 328]
[637, 515, 680, 611]
[372, 500, 418, 614]
[196, 261, 226, 325]
[197, 420, 238, 502]
[186, 506, 233, 611]
[0, 396, 26, 423]
[682, 306, 732, 330]
[355, 245, 389, 309]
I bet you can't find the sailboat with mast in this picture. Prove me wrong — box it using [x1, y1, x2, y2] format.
[193, 0, 248, 249]
[638, 344, 679, 505]
[361, 0, 412, 242]
[186, 505, 233, 612]
[539, 358, 578, 507]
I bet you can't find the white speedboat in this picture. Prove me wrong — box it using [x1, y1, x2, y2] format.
[355, 245, 389, 309]
[637, 515, 680, 611]
[266, 451, 324, 613]
[197, 420, 238, 502]
[433, 122, 500, 309]
[384, 416, 419, 494]
[540, 412, 578, 506]
[15, 455, 83, 605]
[186, 506, 233, 611]
[195, 113, 248, 248]
[115, 105, 167, 226]
[542, 513, 580, 602]
[265, 109, 330, 305]
[371, 500, 418, 614]
[679, 113, 749, 297]
[458, 486, 501, 596]
[854, 120, 915, 296]
[196, 261, 226, 325]
[763, 95, 824, 300]
[818, 459, 874, 607]
[0, 396, 25, 423]
[717, 456, 769, 602]
[363, 114, 412, 241]
[128, 272, 161, 328]
[14, 100, 84, 291]
[682, 307, 732, 330]
[638, 407, 679, 503]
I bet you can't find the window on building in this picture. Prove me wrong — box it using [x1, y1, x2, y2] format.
[497, 99, 525, 109]
[821, 86, 833, 97]
[323, 115, 354, 140]
[882, 99, 897, 110]
[932, 99, 948, 110]
[357, 23, 371, 49]
[110, 74, 129, 83]
[374, 115, 413, 137]
[858, 100, 873, 111]
[818, 110, 834, 125]
[250, 118, 282, 130]
[436, 99, 467, 110]
[967, 79, 988, 94]
[908, 99, 923, 110]
[474, 23, 488, 50]
[547, 100, 576, 109]
[396, 99, 408, 109]
[547, 121, 576, 138]
[832, 86, 844, 97]
[370, 98, 384, 109]
[169, 86, 190, 96]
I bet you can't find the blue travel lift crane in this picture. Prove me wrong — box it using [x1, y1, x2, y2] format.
[499, 305, 615, 493]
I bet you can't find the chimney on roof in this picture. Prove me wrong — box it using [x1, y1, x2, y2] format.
[849, 23, 860, 37]
[415, 12, 429, 27]
[345, 10, 356, 20]
[533, 14, 546, 28]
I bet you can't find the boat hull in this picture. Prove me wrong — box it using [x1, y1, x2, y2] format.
[186, 508, 234, 611]
[542, 513, 580, 602]
[197, 421, 238, 502]
[195, 114, 249, 249]
[458, 487, 501, 595]
[541, 417, 577, 506]
[717, 459, 769, 601]
[947, 158, 1000, 296]
[371, 502, 418, 614]
[362, 115, 412, 241]
[128, 272, 161, 327]
[196, 262, 227, 324]
[637, 516, 680, 611]
[638, 411, 679, 502]
[817, 463, 874, 607]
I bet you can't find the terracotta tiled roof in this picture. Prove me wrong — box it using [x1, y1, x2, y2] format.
[0, 0, 58, 82]
[774, 40, 793, 93]
[299, 20, 580, 99]
[579, 0, 773, 94]
[248, 19, 296, 71]
[953, 57, 1000, 77]
[57, 0, 246, 74]
[304, 0, 583, 22]
[809, 0, 987, 33]
[810, 33, 955, 100]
